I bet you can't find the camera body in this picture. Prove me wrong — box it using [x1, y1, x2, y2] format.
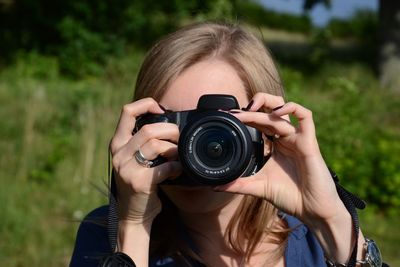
[135, 94, 264, 186]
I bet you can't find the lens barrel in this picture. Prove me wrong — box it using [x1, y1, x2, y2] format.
[178, 111, 254, 185]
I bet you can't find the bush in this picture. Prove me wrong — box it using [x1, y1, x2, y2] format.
[327, 10, 378, 40]
[0, 51, 141, 266]
[0, 0, 231, 77]
[57, 17, 121, 77]
[281, 63, 400, 214]
[237, 1, 312, 33]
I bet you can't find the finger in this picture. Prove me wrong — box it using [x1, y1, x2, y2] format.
[134, 122, 179, 146]
[233, 111, 296, 137]
[248, 92, 285, 112]
[113, 123, 179, 165]
[148, 161, 183, 185]
[272, 102, 315, 135]
[214, 175, 267, 198]
[111, 98, 164, 154]
[139, 139, 178, 161]
[117, 159, 182, 190]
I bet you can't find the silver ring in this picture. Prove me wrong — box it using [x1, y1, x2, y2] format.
[134, 149, 154, 168]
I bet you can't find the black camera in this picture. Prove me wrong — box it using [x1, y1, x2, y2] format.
[135, 94, 264, 186]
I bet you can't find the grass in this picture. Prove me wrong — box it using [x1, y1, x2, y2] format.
[0, 48, 399, 266]
[359, 211, 400, 266]
[0, 51, 144, 266]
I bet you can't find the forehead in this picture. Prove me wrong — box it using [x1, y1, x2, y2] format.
[159, 59, 249, 111]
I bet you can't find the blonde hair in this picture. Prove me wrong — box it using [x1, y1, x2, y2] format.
[134, 22, 288, 265]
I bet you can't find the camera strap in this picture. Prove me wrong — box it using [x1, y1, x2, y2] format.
[328, 168, 366, 267]
[108, 148, 119, 251]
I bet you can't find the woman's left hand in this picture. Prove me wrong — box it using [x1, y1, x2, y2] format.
[215, 92, 346, 227]
[215, 93, 364, 263]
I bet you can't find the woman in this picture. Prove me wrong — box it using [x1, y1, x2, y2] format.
[70, 22, 383, 267]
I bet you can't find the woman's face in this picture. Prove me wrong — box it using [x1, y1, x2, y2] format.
[159, 58, 249, 213]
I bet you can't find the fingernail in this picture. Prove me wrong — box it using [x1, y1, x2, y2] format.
[272, 105, 284, 111]
[158, 104, 167, 112]
[242, 100, 254, 111]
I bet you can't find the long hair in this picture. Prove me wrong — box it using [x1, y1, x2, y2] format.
[134, 22, 288, 265]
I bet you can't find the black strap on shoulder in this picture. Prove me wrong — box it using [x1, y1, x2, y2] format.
[329, 168, 366, 267]
[108, 172, 119, 252]
[108, 147, 119, 251]
[102, 149, 135, 266]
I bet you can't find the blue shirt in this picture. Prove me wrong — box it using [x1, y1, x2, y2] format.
[70, 205, 326, 267]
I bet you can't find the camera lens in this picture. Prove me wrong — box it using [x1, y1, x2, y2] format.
[195, 127, 235, 168]
[178, 111, 255, 185]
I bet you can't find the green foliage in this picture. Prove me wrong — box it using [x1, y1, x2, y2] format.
[0, 0, 320, 77]
[0, 51, 143, 266]
[237, 1, 312, 33]
[327, 10, 378, 40]
[281, 63, 400, 214]
[0, 0, 237, 77]
[57, 17, 120, 77]
[326, 10, 378, 64]
[359, 210, 400, 266]
[0, 2, 398, 264]
[193, 0, 235, 21]
[374, 133, 400, 212]
[309, 28, 332, 65]
[1, 48, 399, 266]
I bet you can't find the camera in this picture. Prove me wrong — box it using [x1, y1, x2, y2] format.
[135, 94, 264, 186]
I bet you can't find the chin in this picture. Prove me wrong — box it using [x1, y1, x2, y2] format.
[160, 185, 237, 214]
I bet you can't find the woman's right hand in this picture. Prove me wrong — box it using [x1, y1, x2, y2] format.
[110, 98, 182, 225]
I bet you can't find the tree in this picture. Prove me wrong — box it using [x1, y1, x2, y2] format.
[303, 0, 400, 92]
[378, 0, 400, 91]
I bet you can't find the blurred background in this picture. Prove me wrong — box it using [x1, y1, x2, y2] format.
[0, 0, 399, 266]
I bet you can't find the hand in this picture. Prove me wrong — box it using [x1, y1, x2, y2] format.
[110, 98, 182, 225]
[215, 92, 345, 226]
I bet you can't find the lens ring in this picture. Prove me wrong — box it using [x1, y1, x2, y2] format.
[193, 125, 238, 169]
[178, 111, 253, 185]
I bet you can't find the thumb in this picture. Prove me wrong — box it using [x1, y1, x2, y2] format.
[213, 174, 267, 198]
[150, 161, 182, 185]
